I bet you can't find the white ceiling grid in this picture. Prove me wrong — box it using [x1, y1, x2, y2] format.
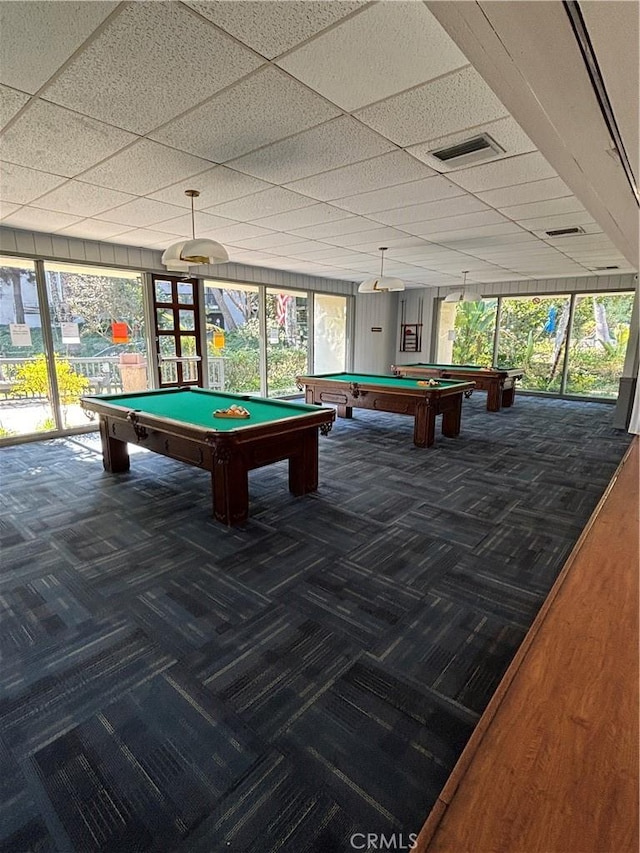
[0, 0, 636, 288]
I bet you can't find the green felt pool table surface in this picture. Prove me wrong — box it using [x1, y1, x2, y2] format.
[299, 371, 469, 390]
[87, 387, 327, 430]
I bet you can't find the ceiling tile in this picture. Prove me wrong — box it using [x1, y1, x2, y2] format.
[0, 100, 136, 177]
[35, 181, 135, 217]
[96, 198, 186, 227]
[370, 195, 489, 226]
[277, 2, 466, 111]
[447, 152, 559, 193]
[251, 203, 351, 231]
[107, 228, 180, 248]
[228, 116, 395, 183]
[285, 151, 435, 201]
[210, 223, 274, 243]
[424, 223, 525, 244]
[355, 66, 508, 147]
[3, 206, 82, 232]
[149, 167, 272, 208]
[0, 1, 119, 93]
[147, 210, 238, 238]
[205, 187, 316, 221]
[185, 0, 367, 60]
[0, 201, 20, 220]
[270, 240, 333, 258]
[0, 161, 67, 204]
[150, 66, 340, 163]
[407, 116, 537, 172]
[78, 140, 215, 195]
[332, 175, 465, 215]
[475, 176, 573, 207]
[399, 210, 510, 238]
[41, 2, 264, 134]
[329, 230, 426, 252]
[498, 196, 586, 220]
[0, 85, 30, 128]
[290, 216, 380, 240]
[56, 219, 134, 240]
[517, 211, 596, 232]
[230, 233, 309, 250]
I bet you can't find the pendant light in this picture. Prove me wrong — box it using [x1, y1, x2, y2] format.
[444, 271, 483, 303]
[161, 189, 229, 272]
[358, 247, 404, 293]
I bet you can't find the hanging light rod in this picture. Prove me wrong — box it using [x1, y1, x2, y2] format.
[358, 247, 405, 293]
[161, 189, 229, 271]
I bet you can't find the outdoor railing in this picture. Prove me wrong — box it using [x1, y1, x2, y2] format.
[0, 355, 226, 398]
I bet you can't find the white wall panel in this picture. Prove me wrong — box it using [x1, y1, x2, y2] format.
[354, 292, 396, 373]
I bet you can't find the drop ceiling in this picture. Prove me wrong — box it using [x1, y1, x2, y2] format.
[0, 0, 637, 288]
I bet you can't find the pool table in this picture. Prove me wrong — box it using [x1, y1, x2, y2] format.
[392, 363, 524, 412]
[295, 372, 475, 448]
[81, 387, 335, 526]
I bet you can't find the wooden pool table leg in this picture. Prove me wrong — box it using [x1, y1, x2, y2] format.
[100, 418, 130, 472]
[486, 383, 502, 412]
[414, 400, 436, 447]
[336, 404, 353, 418]
[211, 448, 249, 525]
[288, 429, 319, 495]
[502, 384, 516, 407]
[441, 396, 463, 437]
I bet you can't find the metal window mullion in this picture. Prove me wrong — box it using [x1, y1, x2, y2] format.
[34, 259, 63, 431]
[559, 293, 577, 395]
[307, 292, 314, 374]
[142, 272, 159, 388]
[258, 285, 268, 396]
[492, 296, 503, 367]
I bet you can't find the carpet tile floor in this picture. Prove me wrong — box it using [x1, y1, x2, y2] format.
[0, 394, 632, 853]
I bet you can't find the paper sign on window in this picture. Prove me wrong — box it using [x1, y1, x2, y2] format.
[61, 322, 81, 344]
[9, 323, 32, 346]
[111, 322, 129, 344]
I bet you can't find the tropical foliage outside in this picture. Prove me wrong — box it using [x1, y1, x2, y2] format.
[448, 292, 633, 397]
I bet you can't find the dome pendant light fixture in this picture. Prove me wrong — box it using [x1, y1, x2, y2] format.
[161, 189, 229, 272]
[443, 270, 483, 303]
[358, 247, 404, 293]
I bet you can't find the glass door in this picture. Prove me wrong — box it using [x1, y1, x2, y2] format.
[44, 261, 147, 426]
[266, 288, 308, 397]
[313, 293, 347, 373]
[0, 256, 56, 439]
[203, 280, 260, 393]
[152, 275, 203, 387]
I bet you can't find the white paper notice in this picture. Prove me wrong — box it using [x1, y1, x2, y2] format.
[61, 322, 81, 344]
[9, 323, 32, 346]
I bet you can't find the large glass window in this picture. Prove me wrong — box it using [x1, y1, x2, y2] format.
[0, 256, 55, 438]
[498, 295, 572, 393]
[565, 292, 634, 398]
[266, 288, 308, 397]
[436, 298, 498, 365]
[203, 280, 260, 394]
[44, 262, 147, 426]
[314, 293, 347, 373]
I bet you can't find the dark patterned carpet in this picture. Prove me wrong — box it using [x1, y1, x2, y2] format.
[0, 395, 632, 853]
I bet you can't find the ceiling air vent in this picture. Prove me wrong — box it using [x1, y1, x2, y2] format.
[545, 226, 586, 237]
[429, 133, 505, 167]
